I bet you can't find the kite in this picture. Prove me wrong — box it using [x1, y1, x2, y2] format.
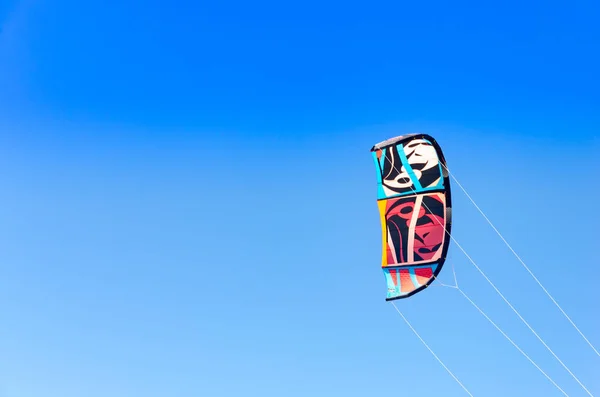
[371, 133, 453, 300]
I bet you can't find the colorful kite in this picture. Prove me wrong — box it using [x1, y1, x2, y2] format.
[371, 134, 453, 300]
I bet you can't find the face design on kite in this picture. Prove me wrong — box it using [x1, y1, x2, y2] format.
[413, 209, 445, 261]
[384, 193, 446, 266]
[378, 139, 443, 198]
[404, 139, 442, 187]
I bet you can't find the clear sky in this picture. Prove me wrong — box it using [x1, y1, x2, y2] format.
[0, 1, 599, 396]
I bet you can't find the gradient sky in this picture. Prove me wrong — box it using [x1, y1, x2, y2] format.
[0, 1, 599, 396]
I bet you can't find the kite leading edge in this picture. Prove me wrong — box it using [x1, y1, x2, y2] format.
[371, 134, 453, 300]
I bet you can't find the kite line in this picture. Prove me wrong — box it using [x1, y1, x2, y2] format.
[441, 162, 600, 358]
[434, 268, 570, 397]
[390, 302, 474, 397]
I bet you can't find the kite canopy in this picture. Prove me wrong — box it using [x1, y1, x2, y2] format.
[371, 134, 452, 300]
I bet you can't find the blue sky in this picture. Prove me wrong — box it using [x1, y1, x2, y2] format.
[0, 0, 599, 396]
